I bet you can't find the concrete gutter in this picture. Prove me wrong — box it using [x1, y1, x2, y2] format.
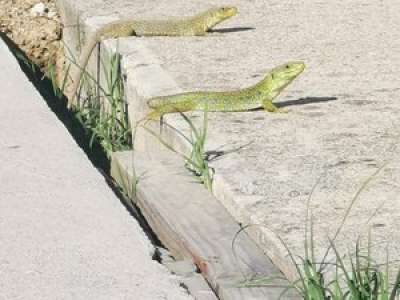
[57, 0, 400, 285]
[0, 37, 192, 300]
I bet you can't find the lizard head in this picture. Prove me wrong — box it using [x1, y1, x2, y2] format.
[214, 6, 238, 19]
[201, 6, 238, 30]
[265, 61, 305, 99]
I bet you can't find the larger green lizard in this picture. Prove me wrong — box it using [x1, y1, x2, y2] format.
[66, 6, 238, 108]
[146, 61, 305, 119]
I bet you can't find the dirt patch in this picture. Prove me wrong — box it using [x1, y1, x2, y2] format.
[0, 0, 62, 75]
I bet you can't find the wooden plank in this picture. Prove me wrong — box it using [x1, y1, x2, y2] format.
[111, 150, 300, 300]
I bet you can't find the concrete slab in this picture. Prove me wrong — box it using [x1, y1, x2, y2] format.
[131, 1, 400, 280]
[57, 0, 400, 282]
[0, 37, 192, 300]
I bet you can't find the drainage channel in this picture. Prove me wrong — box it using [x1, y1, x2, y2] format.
[2, 34, 213, 299]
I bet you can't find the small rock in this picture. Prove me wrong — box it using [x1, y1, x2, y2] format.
[30, 3, 46, 17]
[163, 260, 197, 277]
[156, 246, 175, 263]
[47, 10, 57, 19]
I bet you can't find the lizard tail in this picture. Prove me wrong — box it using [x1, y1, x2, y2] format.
[66, 33, 99, 109]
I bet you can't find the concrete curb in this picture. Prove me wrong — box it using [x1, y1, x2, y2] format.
[117, 40, 297, 280]
[56, 0, 299, 282]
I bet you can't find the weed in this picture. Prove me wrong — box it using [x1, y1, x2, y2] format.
[234, 163, 400, 299]
[70, 51, 132, 156]
[179, 110, 213, 191]
[141, 110, 213, 190]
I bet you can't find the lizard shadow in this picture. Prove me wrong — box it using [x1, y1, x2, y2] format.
[210, 27, 255, 34]
[205, 141, 254, 162]
[276, 96, 338, 108]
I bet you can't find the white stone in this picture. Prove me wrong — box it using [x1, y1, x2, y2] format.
[30, 2, 46, 17]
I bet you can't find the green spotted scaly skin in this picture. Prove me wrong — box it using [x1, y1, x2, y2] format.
[66, 6, 238, 108]
[147, 62, 306, 118]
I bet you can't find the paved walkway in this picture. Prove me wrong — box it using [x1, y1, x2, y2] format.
[0, 37, 192, 300]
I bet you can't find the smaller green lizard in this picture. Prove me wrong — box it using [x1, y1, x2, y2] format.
[146, 61, 305, 119]
[66, 6, 238, 108]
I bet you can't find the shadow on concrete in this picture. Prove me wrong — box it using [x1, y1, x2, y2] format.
[205, 141, 254, 161]
[210, 27, 255, 33]
[277, 96, 338, 108]
[1, 33, 163, 249]
[1, 33, 110, 173]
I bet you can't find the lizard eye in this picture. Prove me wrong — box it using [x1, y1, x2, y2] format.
[286, 65, 290, 69]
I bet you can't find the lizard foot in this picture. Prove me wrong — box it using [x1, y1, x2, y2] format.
[272, 107, 289, 113]
[262, 100, 288, 113]
[263, 106, 289, 114]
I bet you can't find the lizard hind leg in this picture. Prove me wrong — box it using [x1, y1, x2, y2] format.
[262, 99, 288, 113]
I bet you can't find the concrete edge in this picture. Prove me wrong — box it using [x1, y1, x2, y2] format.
[53, 4, 211, 299]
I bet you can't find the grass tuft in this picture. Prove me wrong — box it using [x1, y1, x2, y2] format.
[140, 110, 213, 190]
[235, 163, 400, 299]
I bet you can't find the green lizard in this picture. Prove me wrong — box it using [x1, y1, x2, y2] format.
[146, 61, 305, 119]
[66, 6, 238, 108]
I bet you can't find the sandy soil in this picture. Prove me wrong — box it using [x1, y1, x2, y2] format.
[0, 0, 62, 74]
